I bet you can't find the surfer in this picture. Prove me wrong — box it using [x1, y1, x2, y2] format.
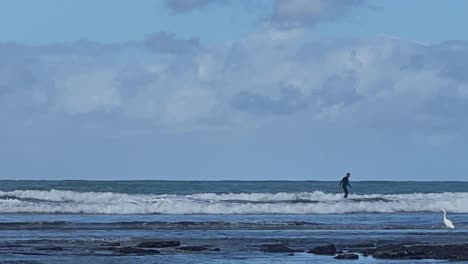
[339, 172, 352, 198]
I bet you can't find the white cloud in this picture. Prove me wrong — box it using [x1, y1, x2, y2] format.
[164, 0, 217, 12]
[271, 0, 366, 28]
[145, 32, 201, 54]
[1, 31, 468, 138]
[55, 71, 120, 115]
[163, 88, 218, 124]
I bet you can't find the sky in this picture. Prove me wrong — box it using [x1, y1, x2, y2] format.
[1, 0, 468, 181]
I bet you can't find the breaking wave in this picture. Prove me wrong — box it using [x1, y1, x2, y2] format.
[0, 190, 466, 214]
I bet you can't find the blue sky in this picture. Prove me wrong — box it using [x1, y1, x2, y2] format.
[2, 0, 468, 44]
[1, 0, 468, 180]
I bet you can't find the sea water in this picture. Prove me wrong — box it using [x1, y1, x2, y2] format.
[0, 180, 467, 263]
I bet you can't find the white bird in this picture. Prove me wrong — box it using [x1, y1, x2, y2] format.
[442, 209, 455, 230]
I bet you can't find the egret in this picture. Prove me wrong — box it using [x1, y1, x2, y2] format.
[442, 209, 455, 231]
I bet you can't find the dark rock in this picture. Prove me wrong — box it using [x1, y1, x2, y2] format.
[210, 248, 221, 251]
[98, 247, 116, 251]
[177, 246, 210, 251]
[137, 241, 180, 248]
[361, 248, 376, 256]
[260, 244, 297, 253]
[116, 247, 160, 254]
[373, 244, 468, 260]
[287, 253, 294, 256]
[176, 221, 197, 225]
[308, 244, 336, 255]
[343, 242, 376, 256]
[346, 247, 376, 256]
[35, 246, 63, 251]
[100, 242, 120, 247]
[374, 244, 409, 259]
[335, 253, 359, 260]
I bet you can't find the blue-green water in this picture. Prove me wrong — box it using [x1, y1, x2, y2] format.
[1, 180, 467, 194]
[0, 181, 467, 263]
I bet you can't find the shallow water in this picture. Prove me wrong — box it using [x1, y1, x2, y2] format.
[0, 213, 466, 263]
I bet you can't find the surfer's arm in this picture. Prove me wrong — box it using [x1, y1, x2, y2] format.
[339, 180, 343, 188]
[348, 183, 352, 188]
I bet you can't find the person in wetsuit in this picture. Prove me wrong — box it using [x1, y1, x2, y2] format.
[339, 172, 352, 198]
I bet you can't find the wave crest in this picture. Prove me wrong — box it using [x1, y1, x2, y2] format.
[0, 190, 466, 214]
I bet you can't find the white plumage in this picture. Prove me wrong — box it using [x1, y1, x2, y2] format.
[442, 209, 455, 230]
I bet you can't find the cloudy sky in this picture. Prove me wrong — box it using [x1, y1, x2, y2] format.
[1, 0, 468, 181]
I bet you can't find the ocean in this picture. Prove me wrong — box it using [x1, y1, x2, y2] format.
[0, 180, 467, 263]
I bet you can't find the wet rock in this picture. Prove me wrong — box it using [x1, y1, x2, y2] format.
[361, 248, 376, 256]
[35, 246, 63, 251]
[137, 240, 180, 248]
[260, 244, 297, 253]
[345, 247, 376, 256]
[177, 246, 210, 252]
[373, 244, 468, 260]
[335, 253, 359, 260]
[116, 247, 160, 254]
[98, 247, 116, 251]
[210, 248, 221, 251]
[343, 242, 376, 255]
[100, 242, 120, 247]
[373, 244, 410, 259]
[308, 244, 336, 255]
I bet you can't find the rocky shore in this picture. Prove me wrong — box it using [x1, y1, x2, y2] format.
[1, 237, 468, 261]
[259, 241, 468, 261]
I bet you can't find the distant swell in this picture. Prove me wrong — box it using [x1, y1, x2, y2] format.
[0, 190, 466, 215]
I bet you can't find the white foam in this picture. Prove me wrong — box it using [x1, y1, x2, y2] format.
[0, 190, 467, 214]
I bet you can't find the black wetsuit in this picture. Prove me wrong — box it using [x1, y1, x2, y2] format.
[340, 176, 352, 198]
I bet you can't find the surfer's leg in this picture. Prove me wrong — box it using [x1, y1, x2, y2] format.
[343, 187, 348, 198]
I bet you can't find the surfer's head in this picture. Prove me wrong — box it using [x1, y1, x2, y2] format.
[346, 172, 351, 177]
